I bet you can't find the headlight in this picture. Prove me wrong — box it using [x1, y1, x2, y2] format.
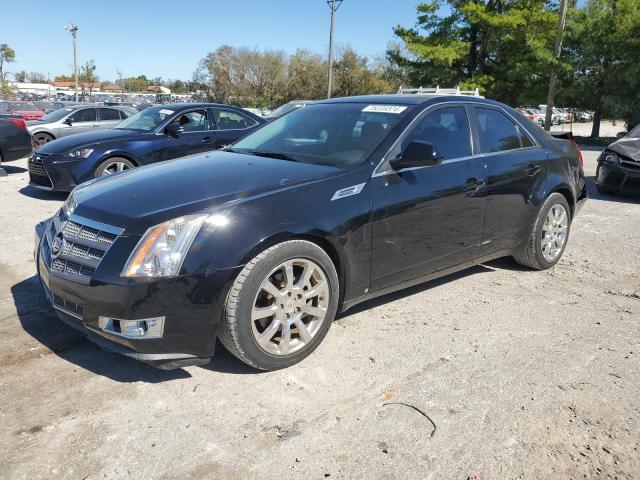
[63, 191, 77, 215]
[68, 148, 94, 159]
[602, 151, 620, 164]
[121, 215, 207, 278]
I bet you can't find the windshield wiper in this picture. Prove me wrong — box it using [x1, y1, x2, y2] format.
[246, 150, 300, 162]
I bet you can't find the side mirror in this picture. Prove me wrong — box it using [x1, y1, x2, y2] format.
[64, 117, 73, 126]
[390, 141, 443, 170]
[616, 131, 627, 138]
[165, 123, 184, 138]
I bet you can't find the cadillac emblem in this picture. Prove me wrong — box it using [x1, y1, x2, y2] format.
[51, 232, 65, 260]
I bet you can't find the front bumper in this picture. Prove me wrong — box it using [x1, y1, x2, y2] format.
[35, 217, 241, 369]
[596, 160, 640, 193]
[28, 152, 96, 192]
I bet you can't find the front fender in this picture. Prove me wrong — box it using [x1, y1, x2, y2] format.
[181, 170, 373, 303]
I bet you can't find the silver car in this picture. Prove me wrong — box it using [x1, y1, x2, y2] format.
[27, 105, 136, 148]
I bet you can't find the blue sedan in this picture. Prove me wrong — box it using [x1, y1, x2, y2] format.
[28, 103, 265, 192]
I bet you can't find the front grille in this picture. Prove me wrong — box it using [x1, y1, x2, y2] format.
[28, 153, 53, 187]
[42, 209, 120, 284]
[41, 282, 83, 318]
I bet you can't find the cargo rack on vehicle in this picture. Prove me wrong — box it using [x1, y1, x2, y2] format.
[397, 86, 483, 98]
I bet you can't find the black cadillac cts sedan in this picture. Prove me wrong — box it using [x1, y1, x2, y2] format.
[35, 95, 587, 370]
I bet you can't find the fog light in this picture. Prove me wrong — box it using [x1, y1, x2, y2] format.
[98, 316, 165, 339]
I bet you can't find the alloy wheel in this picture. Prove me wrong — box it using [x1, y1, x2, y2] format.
[541, 204, 569, 262]
[101, 161, 130, 175]
[251, 258, 330, 356]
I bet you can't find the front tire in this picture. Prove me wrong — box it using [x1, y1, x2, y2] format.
[33, 132, 54, 149]
[513, 193, 571, 270]
[95, 157, 135, 177]
[219, 240, 339, 370]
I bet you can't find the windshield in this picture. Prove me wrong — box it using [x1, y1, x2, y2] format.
[40, 108, 74, 123]
[232, 103, 410, 167]
[114, 106, 176, 131]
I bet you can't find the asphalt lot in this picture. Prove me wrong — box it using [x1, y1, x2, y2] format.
[1, 148, 639, 479]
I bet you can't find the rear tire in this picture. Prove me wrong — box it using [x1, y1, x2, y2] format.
[513, 193, 571, 270]
[219, 240, 339, 371]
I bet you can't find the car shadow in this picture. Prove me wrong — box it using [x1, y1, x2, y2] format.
[585, 175, 640, 204]
[0, 164, 27, 174]
[18, 186, 68, 201]
[11, 275, 191, 383]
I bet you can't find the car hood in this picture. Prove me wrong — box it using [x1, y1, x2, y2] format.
[70, 151, 346, 235]
[38, 129, 140, 153]
[608, 137, 640, 161]
[26, 119, 47, 127]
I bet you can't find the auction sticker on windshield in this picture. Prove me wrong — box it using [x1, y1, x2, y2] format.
[159, 109, 174, 115]
[362, 105, 407, 114]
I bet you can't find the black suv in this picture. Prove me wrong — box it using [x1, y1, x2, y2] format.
[35, 95, 587, 370]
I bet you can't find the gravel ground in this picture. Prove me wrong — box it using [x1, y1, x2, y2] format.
[1, 150, 639, 480]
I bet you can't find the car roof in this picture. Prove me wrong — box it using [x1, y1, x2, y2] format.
[316, 94, 507, 107]
[147, 103, 246, 111]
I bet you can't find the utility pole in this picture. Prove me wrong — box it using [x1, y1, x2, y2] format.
[544, 0, 569, 131]
[65, 23, 79, 102]
[326, 0, 343, 99]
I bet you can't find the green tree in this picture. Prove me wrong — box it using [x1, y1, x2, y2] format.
[389, 1, 558, 106]
[286, 49, 327, 100]
[564, 0, 640, 135]
[79, 60, 98, 98]
[333, 47, 392, 97]
[0, 43, 16, 98]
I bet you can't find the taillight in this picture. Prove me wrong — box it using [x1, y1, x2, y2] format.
[569, 138, 583, 168]
[9, 118, 26, 129]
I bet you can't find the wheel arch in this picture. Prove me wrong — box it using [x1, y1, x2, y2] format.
[548, 185, 575, 218]
[101, 152, 139, 167]
[237, 232, 347, 306]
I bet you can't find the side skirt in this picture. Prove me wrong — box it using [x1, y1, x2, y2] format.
[340, 249, 513, 313]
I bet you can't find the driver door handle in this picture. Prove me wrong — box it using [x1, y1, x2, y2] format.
[201, 137, 214, 144]
[525, 164, 542, 176]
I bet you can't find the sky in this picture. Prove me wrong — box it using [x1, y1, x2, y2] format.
[2, 0, 421, 82]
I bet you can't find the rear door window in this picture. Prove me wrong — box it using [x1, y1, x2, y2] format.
[214, 109, 258, 130]
[475, 107, 522, 153]
[99, 108, 122, 121]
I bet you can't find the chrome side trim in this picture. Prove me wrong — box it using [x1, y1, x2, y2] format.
[53, 304, 83, 321]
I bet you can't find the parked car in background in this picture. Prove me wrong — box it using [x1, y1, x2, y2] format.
[243, 107, 266, 117]
[517, 108, 545, 126]
[28, 103, 265, 191]
[596, 124, 640, 194]
[538, 105, 571, 125]
[136, 103, 160, 111]
[3, 102, 47, 121]
[0, 113, 33, 166]
[27, 105, 136, 148]
[33, 94, 586, 370]
[264, 100, 312, 120]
